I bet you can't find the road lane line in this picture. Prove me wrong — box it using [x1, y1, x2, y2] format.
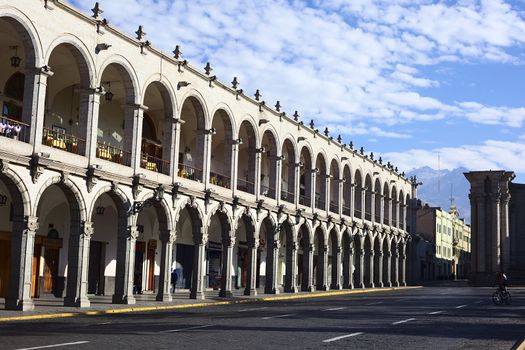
[392, 318, 416, 325]
[455, 305, 467, 309]
[323, 332, 364, 343]
[161, 325, 212, 333]
[96, 322, 111, 325]
[428, 311, 444, 315]
[366, 302, 383, 306]
[474, 300, 483, 304]
[262, 313, 295, 320]
[238, 307, 268, 312]
[323, 307, 346, 311]
[15, 341, 90, 350]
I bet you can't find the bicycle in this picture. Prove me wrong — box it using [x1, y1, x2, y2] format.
[492, 288, 511, 305]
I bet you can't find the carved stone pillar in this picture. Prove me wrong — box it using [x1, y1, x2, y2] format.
[265, 238, 280, 294]
[26, 67, 53, 152]
[244, 238, 258, 296]
[294, 163, 301, 206]
[156, 231, 175, 302]
[112, 225, 139, 305]
[203, 131, 213, 185]
[375, 251, 384, 287]
[400, 244, 407, 286]
[79, 88, 104, 160]
[190, 232, 207, 299]
[285, 241, 298, 293]
[325, 174, 331, 214]
[310, 169, 317, 209]
[385, 250, 392, 287]
[330, 246, 342, 290]
[6, 216, 38, 311]
[358, 248, 365, 288]
[255, 150, 262, 197]
[124, 104, 147, 170]
[64, 221, 93, 307]
[231, 142, 240, 196]
[302, 243, 314, 291]
[392, 249, 400, 287]
[219, 235, 235, 298]
[501, 192, 511, 271]
[343, 246, 354, 289]
[367, 250, 375, 288]
[380, 194, 385, 225]
[171, 119, 183, 182]
[316, 245, 328, 291]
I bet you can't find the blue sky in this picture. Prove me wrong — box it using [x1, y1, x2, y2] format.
[68, 0, 525, 181]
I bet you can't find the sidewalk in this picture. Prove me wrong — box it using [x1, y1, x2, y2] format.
[0, 286, 418, 322]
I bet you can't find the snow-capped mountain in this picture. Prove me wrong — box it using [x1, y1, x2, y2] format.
[407, 166, 471, 223]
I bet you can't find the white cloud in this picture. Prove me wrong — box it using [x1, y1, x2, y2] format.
[67, 0, 525, 136]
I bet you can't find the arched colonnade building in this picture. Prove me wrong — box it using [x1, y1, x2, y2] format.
[0, 0, 413, 311]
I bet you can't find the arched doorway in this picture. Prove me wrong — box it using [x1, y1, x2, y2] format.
[177, 97, 206, 182]
[260, 130, 278, 199]
[329, 229, 341, 290]
[209, 110, 233, 189]
[141, 82, 175, 175]
[342, 166, 352, 216]
[374, 179, 381, 223]
[353, 234, 364, 288]
[341, 230, 353, 289]
[314, 227, 327, 291]
[0, 16, 37, 143]
[207, 210, 233, 297]
[299, 146, 312, 207]
[236, 121, 257, 194]
[314, 154, 327, 210]
[280, 139, 296, 203]
[97, 63, 136, 166]
[364, 234, 374, 288]
[364, 174, 373, 221]
[258, 217, 278, 294]
[298, 224, 313, 291]
[329, 160, 340, 213]
[43, 43, 91, 155]
[354, 170, 363, 219]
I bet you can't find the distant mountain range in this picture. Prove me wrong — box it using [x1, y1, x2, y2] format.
[407, 166, 471, 223]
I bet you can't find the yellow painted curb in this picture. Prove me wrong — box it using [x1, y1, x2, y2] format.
[0, 286, 421, 323]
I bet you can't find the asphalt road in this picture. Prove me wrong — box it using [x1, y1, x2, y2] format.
[0, 286, 524, 350]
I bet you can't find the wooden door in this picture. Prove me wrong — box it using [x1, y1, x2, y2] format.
[0, 239, 10, 298]
[147, 240, 156, 291]
[31, 244, 41, 298]
[43, 248, 59, 294]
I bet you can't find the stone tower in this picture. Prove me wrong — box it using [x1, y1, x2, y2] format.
[464, 171, 514, 286]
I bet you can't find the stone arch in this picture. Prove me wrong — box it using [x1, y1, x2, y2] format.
[33, 176, 87, 221]
[97, 55, 140, 104]
[314, 152, 328, 210]
[235, 115, 260, 147]
[298, 144, 314, 207]
[260, 128, 279, 199]
[373, 178, 382, 223]
[88, 184, 130, 219]
[329, 158, 340, 214]
[281, 137, 297, 203]
[279, 220, 296, 292]
[209, 107, 234, 189]
[297, 223, 312, 291]
[391, 185, 398, 228]
[0, 9, 43, 67]
[341, 228, 353, 289]
[141, 74, 178, 115]
[364, 173, 373, 221]
[236, 118, 258, 194]
[314, 225, 327, 290]
[354, 168, 363, 218]
[342, 164, 352, 216]
[328, 227, 341, 289]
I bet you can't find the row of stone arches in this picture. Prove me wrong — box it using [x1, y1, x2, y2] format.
[0, 164, 408, 311]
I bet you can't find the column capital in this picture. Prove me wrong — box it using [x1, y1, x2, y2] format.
[128, 225, 140, 240]
[223, 235, 236, 248]
[160, 230, 176, 243]
[81, 221, 94, 239]
[25, 215, 39, 233]
[194, 233, 208, 246]
[273, 239, 281, 249]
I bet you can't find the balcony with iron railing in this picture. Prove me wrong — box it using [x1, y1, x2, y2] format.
[237, 178, 255, 194]
[210, 170, 231, 189]
[0, 115, 29, 142]
[365, 211, 372, 221]
[280, 190, 294, 203]
[315, 195, 325, 210]
[354, 208, 362, 219]
[96, 142, 131, 166]
[43, 127, 85, 155]
[342, 205, 351, 217]
[329, 202, 339, 213]
[141, 153, 170, 175]
[178, 163, 203, 182]
[375, 214, 381, 223]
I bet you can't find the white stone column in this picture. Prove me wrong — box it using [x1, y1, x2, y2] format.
[393, 247, 400, 287]
[330, 246, 342, 290]
[64, 221, 92, 307]
[338, 179, 344, 216]
[317, 245, 329, 291]
[325, 174, 331, 214]
[302, 242, 314, 291]
[124, 104, 147, 170]
[370, 191, 376, 223]
[285, 241, 298, 293]
[294, 162, 301, 206]
[400, 242, 407, 286]
[343, 244, 354, 289]
[310, 169, 317, 209]
[385, 249, 392, 287]
[156, 231, 175, 302]
[190, 231, 207, 299]
[376, 250, 384, 287]
[265, 237, 280, 294]
[6, 216, 38, 311]
[80, 88, 104, 160]
[368, 250, 375, 288]
[171, 119, 183, 182]
[231, 141, 240, 195]
[26, 67, 54, 153]
[358, 248, 365, 288]
[244, 237, 258, 296]
[387, 198, 393, 226]
[203, 131, 213, 186]
[501, 193, 511, 271]
[276, 157, 283, 202]
[255, 150, 263, 197]
[380, 194, 385, 225]
[112, 225, 138, 305]
[219, 235, 235, 298]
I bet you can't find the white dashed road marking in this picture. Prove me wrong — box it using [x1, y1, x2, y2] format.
[238, 307, 268, 312]
[262, 313, 295, 320]
[455, 305, 467, 309]
[323, 307, 346, 311]
[322, 332, 364, 343]
[15, 341, 90, 350]
[366, 302, 384, 306]
[160, 325, 213, 333]
[428, 311, 444, 315]
[392, 318, 416, 325]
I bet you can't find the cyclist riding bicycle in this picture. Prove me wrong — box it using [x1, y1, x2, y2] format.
[495, 270, 508, 292]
